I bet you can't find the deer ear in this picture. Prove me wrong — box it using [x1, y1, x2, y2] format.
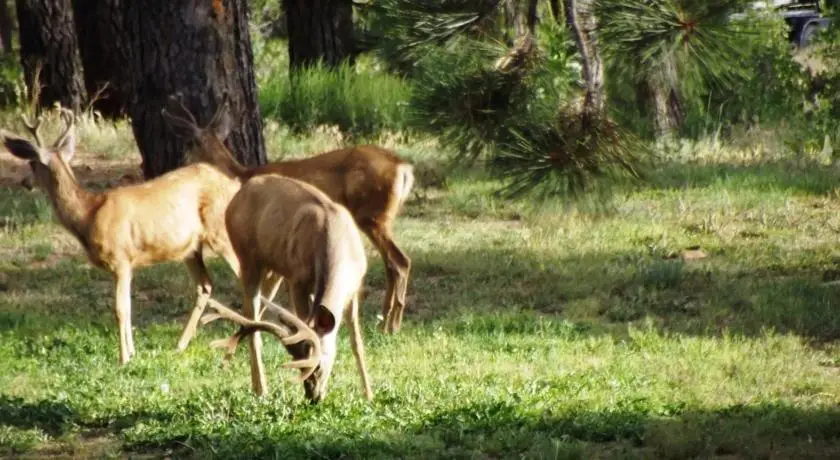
[161, 108, 201, 140]
[312, 305, 337, 336]
[2, 132, 50, 164]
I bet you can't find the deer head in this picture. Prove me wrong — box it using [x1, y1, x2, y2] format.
[3, 109, 77, 189]
[160, 93, 243, 176]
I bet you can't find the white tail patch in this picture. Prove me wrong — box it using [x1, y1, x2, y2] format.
[394, 163, 415, 206]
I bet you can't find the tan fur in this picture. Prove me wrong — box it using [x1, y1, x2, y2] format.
[2, 119, 241, 365]
[191, 139, 414, 334]
[225, 174, 373, 402]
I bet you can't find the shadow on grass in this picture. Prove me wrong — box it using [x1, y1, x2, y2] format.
[119, 401, 840, 459]
[635, 159, 840, 196]
[0, 394, 173, 439]
[2, 240, 840, 344]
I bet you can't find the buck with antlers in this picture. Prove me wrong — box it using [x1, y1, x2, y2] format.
[1, 105, 263, 365]
[162, 95, 414, 336]
[158, 96, 372, 401]
[204, 172, 374, 401]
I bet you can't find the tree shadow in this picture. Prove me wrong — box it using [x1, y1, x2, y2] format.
[0, 393, 173, 439]
[636, 159, 840, 196]
[118, 401, 840, 459]
[394, 242, 840, 343]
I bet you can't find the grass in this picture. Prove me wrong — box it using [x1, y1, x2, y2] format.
[1, 120, 840, 459]
[257, 40, 413, 137]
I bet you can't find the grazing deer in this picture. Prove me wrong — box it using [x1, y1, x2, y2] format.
[1, 107, 243, 365]
[209, 172, 373, 402]
[162, 95, 414, 335]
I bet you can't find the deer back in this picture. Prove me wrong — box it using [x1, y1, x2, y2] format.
[249, 145, 413, 227]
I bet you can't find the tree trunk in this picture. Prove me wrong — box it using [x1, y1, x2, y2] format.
[0, 1, 13, 54]
[506, 0, 538, 37]
[16, 0, 86, 112]
[548, 0, 562, 23]
[649, 56, 682, 139]
[564, 0, 604, 114]
[124, 0, 266, 179]
[71, 0, 130, 119]
[283, 0, 354, 69]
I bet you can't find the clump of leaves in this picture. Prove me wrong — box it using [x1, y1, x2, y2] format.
[358, 0, 505, 75]
[492, 108, 645, 198]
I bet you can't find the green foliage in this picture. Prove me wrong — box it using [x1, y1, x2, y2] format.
[597, 0, 747, 89]
[409, 39, 543, 161]
[358, 0, 506, 75]
[403, 14, 640, 197]
[491, 109, 644, 198]
[0, 54, 22, 109]
[258, 41, 413, 136]
[680, 12, 810, 135]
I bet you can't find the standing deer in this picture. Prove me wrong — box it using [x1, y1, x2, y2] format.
[161, 95, 414, 336]
[1, 107, 246, 365]
[207, 173, 374, 401]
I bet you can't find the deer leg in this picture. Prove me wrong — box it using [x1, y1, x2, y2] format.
[346, 293, 373, 401]
[387, 239, 411, 333]
[364, 225, 411, 334]
[114, 267, 134, 365]
[259, 271, 285, 316]
[177, 252, 213, 352]
[242, 266, 268, 396]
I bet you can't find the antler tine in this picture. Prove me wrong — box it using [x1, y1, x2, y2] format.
[53, 107, 75, 149]
[164, 92, 199, 127]
[208, 91, 230, 128]
[19, 112, 45, 148]
[204, 299, 321, 381]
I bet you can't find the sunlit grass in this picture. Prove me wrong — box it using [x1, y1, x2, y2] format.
[1, 122, 840, 458]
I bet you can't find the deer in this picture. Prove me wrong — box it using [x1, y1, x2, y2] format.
[161, 94, 414, 336]
[201, 172, 374, 402]
[1, 105, 251, 365]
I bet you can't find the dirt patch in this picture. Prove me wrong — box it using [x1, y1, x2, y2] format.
[0, 150, 143, 189]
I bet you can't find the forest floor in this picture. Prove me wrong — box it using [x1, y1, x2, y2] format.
[1, 125, 840, 459]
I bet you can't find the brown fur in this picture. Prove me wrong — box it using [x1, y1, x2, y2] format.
[2, 117, 241, 365]
[171, 117, 414, 334]
[225, 174, 373, 402]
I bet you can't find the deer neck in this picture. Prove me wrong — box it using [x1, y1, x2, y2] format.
[206, 142, 249, 179]
[45, 161, 100, 245]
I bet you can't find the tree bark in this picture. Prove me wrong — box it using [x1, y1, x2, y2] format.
[124, 0, 266, 179]
[649, 56, 682, 139]
[283, 0, 354, 69]
[564, 0, 604, 114]
[16, 0, 86, 112]
[0, 1, 13, 54]
[71, 0, 130, 119]
[505, 0, 538, 37]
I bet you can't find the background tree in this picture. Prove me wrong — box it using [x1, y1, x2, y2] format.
[124, 0, 266, 179]
[596, 0, 745, 139]
[283, 0, 354, 69]
[71, 0, 130, 119]
[15, 0, 86, 112]
[0, 0, 13, 54]
[564, 0, 604, 114]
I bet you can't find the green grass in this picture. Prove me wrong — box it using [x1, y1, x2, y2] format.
[257, 40, 413, 137]
[1, 126, 840, 459]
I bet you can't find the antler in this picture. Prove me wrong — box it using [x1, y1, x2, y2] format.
[202, 298, 321, 381]
[20, 62, 45, 147]
[53, 107, 75, 149]
[163, 92, 199, 127]
[20, 112, 44, 148]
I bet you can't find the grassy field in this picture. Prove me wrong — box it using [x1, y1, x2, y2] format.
[0, 118, 840, 459]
